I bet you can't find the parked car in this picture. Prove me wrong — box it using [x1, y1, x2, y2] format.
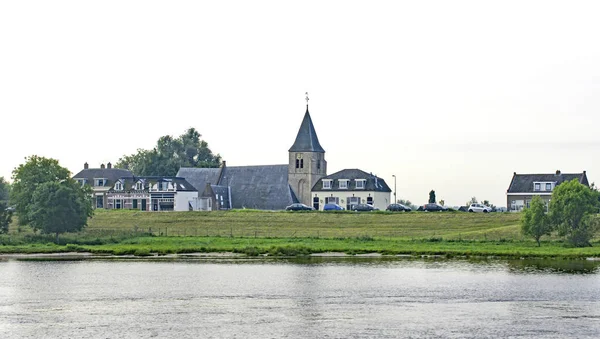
[323, 203, 345, 211]
[285, 203, 315, 211]
[386, 203, 411, 212]
[422, 203, 448, 212]
[468, 203, 492, 213]
[351, 204, 379, 212]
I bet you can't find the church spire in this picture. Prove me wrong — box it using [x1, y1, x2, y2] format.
[289, 93, 325, 153]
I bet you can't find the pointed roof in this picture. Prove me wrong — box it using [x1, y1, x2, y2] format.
[289, 106, 325, 153]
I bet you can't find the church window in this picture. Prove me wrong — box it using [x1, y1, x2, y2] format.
[296, 159, 299, 168]
[300, 159, 304, 168]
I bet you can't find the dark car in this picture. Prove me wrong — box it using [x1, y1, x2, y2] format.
[386, 203, 412, 212]
[323, 203, 344, 211]
[351, 204, 379, 212]
[422, 203, 448, 212]
[285, 203, 315, 211]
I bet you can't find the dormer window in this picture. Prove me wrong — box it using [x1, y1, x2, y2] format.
[339, 179, 349, 189]
[355, 179, 366, 189]
[323, 179, 332, 189]
[135, 181, 144, 190]
[545, 183, 551, 191]
[114, 181, 123, 191]
[94, 178, 106, 187]
[534, 183, 540, 191]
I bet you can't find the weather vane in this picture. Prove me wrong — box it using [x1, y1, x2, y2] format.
[305, 92, 309, 106]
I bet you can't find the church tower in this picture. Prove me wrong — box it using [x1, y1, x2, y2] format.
[288, 95, 327, 206]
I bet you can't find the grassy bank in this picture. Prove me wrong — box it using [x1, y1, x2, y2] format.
[2, 210, 599, 258]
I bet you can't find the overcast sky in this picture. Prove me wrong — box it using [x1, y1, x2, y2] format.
[1, 1, 600, 207]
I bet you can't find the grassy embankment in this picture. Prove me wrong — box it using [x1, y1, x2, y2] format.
[2, 210, 600, 258]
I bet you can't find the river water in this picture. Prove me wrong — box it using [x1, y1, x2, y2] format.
[1, 257, 600, 338]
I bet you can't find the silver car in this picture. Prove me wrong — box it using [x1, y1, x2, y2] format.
[468, 203, 492, 213]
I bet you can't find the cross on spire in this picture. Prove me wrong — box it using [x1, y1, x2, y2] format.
[305, 92, 309, 106]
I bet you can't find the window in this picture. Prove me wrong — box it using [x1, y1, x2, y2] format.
[96, 196, 104, 209]
[323, 180, 332, 189]
[339, 180, 348, 189]
[325, 197, 339, 204]
[534, 183, 540, 191]
[115, 199, 122, 209]
[295, 154, 303, 169]
[161, 182, 168, 191]
[546, 183, 551, 191]
[115, 182, 123, 191]
[95, 178, 105, 187]
[135, 181, 144, 190]
[355, 179, 366, 189]
[300, 159, 304, 168]
[367, 196, 373, 205]
[132, 199, 138, 209]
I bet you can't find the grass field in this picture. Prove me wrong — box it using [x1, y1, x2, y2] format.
[2, 210, 600, 258]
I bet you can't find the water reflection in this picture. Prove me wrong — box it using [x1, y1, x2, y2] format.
[1, 258, 600, 338]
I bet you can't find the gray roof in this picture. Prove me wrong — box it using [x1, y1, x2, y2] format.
[73, 168, 132, 187]
[107, 176, 197, 192]
[312, 169, 392, 192]
[176, 167, 221, 195]
[507, 171, 589, 193]
[218, 165, 296, 210]
[288, 106, 325, 153]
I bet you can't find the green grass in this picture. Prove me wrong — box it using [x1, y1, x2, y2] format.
[2, 210, 600, 258]
[81, 209, 524, 240]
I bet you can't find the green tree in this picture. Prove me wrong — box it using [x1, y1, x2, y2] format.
[11, 156, 71, 225]
[0, 177, 9, 202]
[116, 128, 221, 176]
[398, 199, 417, 210]
[521, 196, 552, 246]
[439, 199, 445, 206]
[0, 201, 12, 234]
[428, 190, 436, 204]
[549, 179, 600, 247]
[28, 180, 93, 243]
[466, 197, 477, 206]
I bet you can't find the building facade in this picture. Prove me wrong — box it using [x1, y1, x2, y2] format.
[506, 170, 589, 211]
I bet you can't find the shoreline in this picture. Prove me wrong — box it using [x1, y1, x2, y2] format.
[1, 251, 599, 261]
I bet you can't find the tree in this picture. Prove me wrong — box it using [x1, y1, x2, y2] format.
[466, 197, 477, 206]
[11, 156, 71, 225]
[521, 196, 552, 246]
[116, 128, 221, 176]
[398, 199, 417, 210]
[439, 199, 445, 206]
[428, 190, 436, 204]
[0, 177, 9, 202]
[481, 200, 496, 210]
[28, 180, 93, 242]
[549, 179, 600, 247]
[0, 201, 12, 234]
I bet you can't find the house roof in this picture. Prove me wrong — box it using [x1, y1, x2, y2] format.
[312, 169, 392, 192]
[180, 165, 297, 210]
[506, 171, 589, 193]
[218, 165, 297, 210]
[288, 106, 325, 153]
[73, 168, 132, 187]
[176, 167, 221, 195]
[108, 176, 198, 192]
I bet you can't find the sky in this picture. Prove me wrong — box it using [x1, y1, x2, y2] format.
[1, 1, 600, 207]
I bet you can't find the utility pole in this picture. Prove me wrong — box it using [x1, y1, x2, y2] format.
[392, 174, 397, 204]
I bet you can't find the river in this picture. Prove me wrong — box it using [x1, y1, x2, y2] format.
[1, 257, 600, 338]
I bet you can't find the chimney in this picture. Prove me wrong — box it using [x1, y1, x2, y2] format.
[107, 162, 112, 169]
[84, 162, 89, 170]
[555, 170, 561, 176]
[100, 164, 105, 169]
[221, 160, 226, 168]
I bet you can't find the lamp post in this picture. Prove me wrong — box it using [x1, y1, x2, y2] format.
[392, 174, 397, 204]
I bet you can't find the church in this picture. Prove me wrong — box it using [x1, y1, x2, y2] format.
[178, 100, 391, 211]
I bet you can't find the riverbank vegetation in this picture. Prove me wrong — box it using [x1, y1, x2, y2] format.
[2, 210, 600, 258]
